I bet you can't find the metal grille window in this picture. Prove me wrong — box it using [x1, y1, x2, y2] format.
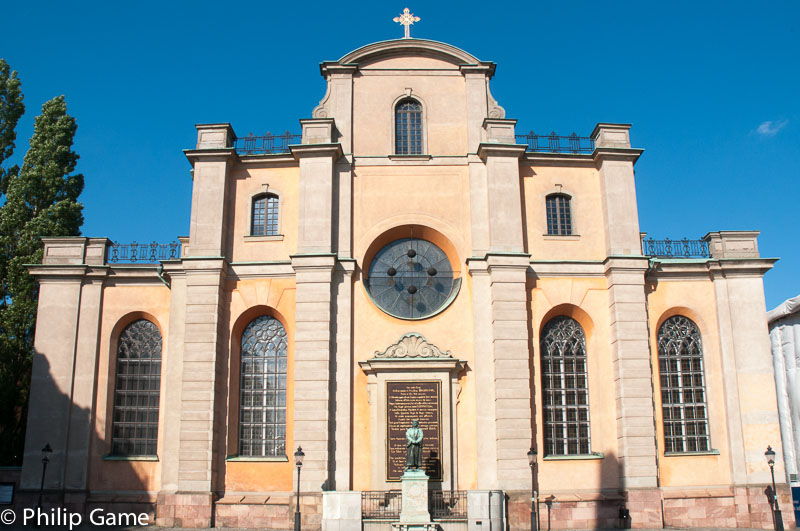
[111, 319, 162, 456]
[541, 316, 590, 455]
[546, 194, 572, 235]
[395, 99, 422, 154]
[251, 193, 279, 236]
[239, 315, 287, 457]
[658, 315, 710, 453]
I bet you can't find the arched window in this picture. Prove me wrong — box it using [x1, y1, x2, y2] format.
[239, 315, 288, 457]
[251, 193, 279, 236]
[541, 316, 590, 456]
[546, 194, 572, 235]
[395, 99, 422, 155]
[658, 315, 710, 453]
[111, 319, 162, 456]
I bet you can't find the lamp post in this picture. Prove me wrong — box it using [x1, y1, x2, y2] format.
[527, 447, 538, 531]
[294, 446, 304, 531]
[765, 445, 784, 531]
[37, 443, 52, 510]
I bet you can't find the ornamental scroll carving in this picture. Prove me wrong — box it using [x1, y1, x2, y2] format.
[373, 333, 452, 359]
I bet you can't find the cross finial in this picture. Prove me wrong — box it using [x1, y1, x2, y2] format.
[393, 7, 420, 39]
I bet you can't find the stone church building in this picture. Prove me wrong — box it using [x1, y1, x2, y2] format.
[19, 34, 794, 530]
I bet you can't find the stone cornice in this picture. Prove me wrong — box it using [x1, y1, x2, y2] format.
[476, 143, 527, 160]
[183, 148, 238, 164]
[522, 152, 595, 167]
[592, 147, 644, 165]
[647, 258, 778, 280]
[289, 143, 343, 160]
[237, 154, 297, 166]
[603, 256, 650, 274]
[359, 333, 466, 375]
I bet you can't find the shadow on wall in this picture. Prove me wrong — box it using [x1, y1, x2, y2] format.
[13, 351, 150, 526]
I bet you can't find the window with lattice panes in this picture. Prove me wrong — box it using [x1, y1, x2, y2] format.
[251, 193, 279, 236]
[546, 194, 572, 235]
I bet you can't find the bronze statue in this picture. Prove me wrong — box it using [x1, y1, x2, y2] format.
[405, 420, 423, 469]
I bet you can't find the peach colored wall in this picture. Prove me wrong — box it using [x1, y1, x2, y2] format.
[521, 163, 607, 260]
[529, 277, 620, 492]
[90, 283, 171, 492]
[222, 278, 297, 492]
[352, 66, 468, 156]
[227, 164, 299, 262]
[351, 163, 475, 490]
[646, 278, 731, 487]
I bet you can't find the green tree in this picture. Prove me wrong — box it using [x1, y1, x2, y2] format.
[0, 59, 25, 195]
[0, 95, 83, 464]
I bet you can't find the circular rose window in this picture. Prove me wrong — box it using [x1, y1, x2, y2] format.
[366, 238, 458, 319]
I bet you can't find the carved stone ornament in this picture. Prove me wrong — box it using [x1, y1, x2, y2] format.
[373, 333, 452, 359]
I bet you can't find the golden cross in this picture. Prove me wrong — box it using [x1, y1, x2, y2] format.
[393, 8, 420, 39]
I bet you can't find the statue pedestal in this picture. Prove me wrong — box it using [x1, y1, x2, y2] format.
[392, 469, 436, 531]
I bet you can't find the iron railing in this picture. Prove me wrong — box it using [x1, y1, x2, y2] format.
[108, 241, 181, 263]
[516, 132, 595, 154]
[362, 490, 401, 520]
[233, 132, 300, 155]
[642, 238, 709, 258]
[429, 490, 468, 520]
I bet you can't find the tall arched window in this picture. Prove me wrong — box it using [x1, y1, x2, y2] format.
[658, 315, 710, 453]
[546, 194, 572, 235]
[395, 99, 422, 155]
[251, 193, 279, 236]
[541, 316, 590, 456]
[239, 315, 288, 457]
[111, 319, 162, 456]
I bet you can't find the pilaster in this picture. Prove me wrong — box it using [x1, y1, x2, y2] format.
[184, 123, 237, 258]
[22, 238, 109, 491]
[477, 142, 526, 254]
[487, 253, 533, 490]
[333, 260, 355, 490]
[176, 259, 226, 499]
[591, 124, 644, 256]
[292, 254, 336, 491]
[604, 257, 659, 489]
[706, 232, 783, 486]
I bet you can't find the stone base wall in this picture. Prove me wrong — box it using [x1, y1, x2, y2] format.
[156, 493, 212, 528]
[508, 486, 797, 530]
[213, 493, 321, 530]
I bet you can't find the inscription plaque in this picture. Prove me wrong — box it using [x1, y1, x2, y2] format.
[386, 380, 442, 482]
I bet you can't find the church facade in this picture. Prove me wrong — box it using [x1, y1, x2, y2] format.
[19, 37, 794, 530]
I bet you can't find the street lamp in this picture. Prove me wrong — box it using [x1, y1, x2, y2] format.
[765, 445, 784, 531]
[294, 446, 305, 531]
[527, 447, 538, 531]
[37, 443, 52, 509]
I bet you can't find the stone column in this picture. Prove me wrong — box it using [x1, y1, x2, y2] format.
[705, 232, 783, 486]
[291, 121, 343, 491]
[22, 238, 108, 497]
[472, 133, 532, 491]
[593, 124, 660, 525]
[159, 124, 236, 527]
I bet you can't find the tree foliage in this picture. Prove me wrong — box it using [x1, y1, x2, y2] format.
[0, 87, 84, 464]
[0, 59, 25, 197]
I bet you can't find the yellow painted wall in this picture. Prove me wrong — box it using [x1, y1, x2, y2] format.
[529, 276, 620, 492]
[351, 163, 476, 490]
[90, 284, 171, 492]
[521, 163, 607, 260]
[222, 277, 297, 492]
[227, 164, 299, 262]
[646, 277, 731, 487]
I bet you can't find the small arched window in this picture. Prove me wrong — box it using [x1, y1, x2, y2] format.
[239, 315, 288, 457]
[546, 194, 572, 235]
[395, 99, 422, 155]
[658, 315, 710, 453]
[540, 316, 590, 456]
[251, 193, 279, 236]
[111, 319, 162, 456]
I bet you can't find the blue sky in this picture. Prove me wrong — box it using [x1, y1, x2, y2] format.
[1, 1, 798, 309]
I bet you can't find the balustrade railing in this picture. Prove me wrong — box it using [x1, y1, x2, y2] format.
[108, 241, 181, 263]
[429, 490, 468, 520]
[234, 132, 300, 155]
[362, 490, 401, 520]
[642, 238, 709, 258]
[516, 131, 594, 154]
